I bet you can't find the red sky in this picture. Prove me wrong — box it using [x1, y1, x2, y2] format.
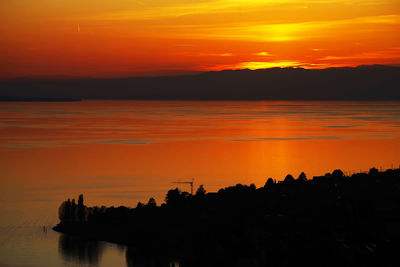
[1, 0, 400, 78]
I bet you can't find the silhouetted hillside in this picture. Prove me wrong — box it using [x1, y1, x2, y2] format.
[0, 97, 81, 102]
[54, 168, 400, 267]
[2, 65, 400, 100]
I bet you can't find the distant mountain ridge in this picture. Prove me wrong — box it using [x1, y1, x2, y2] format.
[1, 65, 400, 100]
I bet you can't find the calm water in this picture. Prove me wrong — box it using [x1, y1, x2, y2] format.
[1, 100, 400, 266]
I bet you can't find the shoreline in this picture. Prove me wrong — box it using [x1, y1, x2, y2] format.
[53, 168, 400, 266]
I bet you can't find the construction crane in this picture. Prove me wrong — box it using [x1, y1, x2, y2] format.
[172, 178, 194, 195]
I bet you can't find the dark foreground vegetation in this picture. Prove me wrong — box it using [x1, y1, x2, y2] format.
[54, 168, 400, 267]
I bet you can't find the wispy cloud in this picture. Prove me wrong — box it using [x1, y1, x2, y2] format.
[230, 136, 342, 142]
[91, 139, 151, 145]
[324, 125, 357, 128]
[254, 52, 271, 56]
[320, 51, 400, 61]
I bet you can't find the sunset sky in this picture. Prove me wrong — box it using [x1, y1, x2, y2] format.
[1, 0, 400, 78]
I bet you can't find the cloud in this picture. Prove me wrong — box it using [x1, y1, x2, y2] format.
[76, 1, 393, 22]
[324, 125, 357, 128]
[230, 136, 341, 142]
[6, 144, 34, 148]
[254, 52, 270, 56]
[92, 139, 151, 145]
[320, 51, 400, 61]
[172, 52, 234, 57]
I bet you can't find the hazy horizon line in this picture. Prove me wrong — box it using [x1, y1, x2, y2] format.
[2, 64, 399, 81]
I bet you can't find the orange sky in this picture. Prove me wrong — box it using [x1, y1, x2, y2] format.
[1, 0, 400, 78]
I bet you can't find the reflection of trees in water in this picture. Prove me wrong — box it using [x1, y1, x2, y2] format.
[58, 234, 104, 265]
[126, 247, 177, 267]
[126, 247, 155, 267]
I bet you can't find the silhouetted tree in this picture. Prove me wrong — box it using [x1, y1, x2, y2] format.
[70, 198, 77, 222]
[369, 167, 379, 175]
[78, 194, 85, 223]
[59, 196, 84, 222]
[284, 174, 294, 183]
[195, 185, 206, 196]
[332, 169, 344, 177]
[59, 199, 70, 222]
[136, 202, 144, 209]
[250, 183, 256, 190]
[297, 172, 307, 182]
[181, 191, 190, 199]
[78, 194, 84, 206]
[147, 198, 157, 208]
[264, 178, 275, 189]
[166, 188, 182, 206]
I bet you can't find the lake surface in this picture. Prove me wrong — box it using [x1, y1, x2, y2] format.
[1, 100, 400, 266]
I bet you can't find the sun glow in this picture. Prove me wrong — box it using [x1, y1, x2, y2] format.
[236, 61, 302, 70]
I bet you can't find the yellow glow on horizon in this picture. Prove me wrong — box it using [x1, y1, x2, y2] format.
[236, 61, 302, 70]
